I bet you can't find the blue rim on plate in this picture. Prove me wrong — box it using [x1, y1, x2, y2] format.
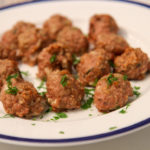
[0, 0, 150, 144]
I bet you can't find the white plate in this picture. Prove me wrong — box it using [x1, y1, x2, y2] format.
[0, 0, 150, 147]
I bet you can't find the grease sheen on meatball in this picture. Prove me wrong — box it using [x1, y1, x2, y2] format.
[57, 26, 89, 55]
[89, 14, 119, 43]
[95, 33, 129, 55]
[0, 79, 48, 118]
[43, 14, 72, 41]
[94, 73, 133, 112]
[46, 70, 84, 112]
[77, 48, 113, 86]
[114, 48, 149, 80]
[37, 43, 72, 79]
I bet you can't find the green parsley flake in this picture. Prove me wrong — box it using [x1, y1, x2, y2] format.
[5, 73, 19, 95]
[119, 103, 130, 114]
[39, 91, 46, 97]
[31, 123, 36, 126]
[84, 88, 95, 96]
[81, 97, 93, 109]
[0, 114, 15, 119]
[50, 54, 56, 63]
[92, 78, 98, 87]
[123, 75, 128, 80]
[60, 74, 68, 87]
[37, 79, 46, 90]
[133, 86, 141, 97]
[107, 73, 118, 87]
[59, 131, 64, 134]
[109, 60, 115, 68]
[89, 114, 92, 116]
[134, 86, 140, 90]
[72, 54, 80, 65]
[20, 71, 29, 76]
[109, 126, 117, 130]
[51, 112, 68, 121]
[45, 106, 52, 113]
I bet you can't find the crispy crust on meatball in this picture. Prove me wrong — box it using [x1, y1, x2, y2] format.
[77, 48, 112, 86]
[0, 59, 21, 90]
[148, 61, 150, 72]
[57, 26, 89, 55]
[94, 73, 133, 112]
[43, 14, 72, 41]
[46, 70, 84, 112]
[0, 79, 48, 118]
[89, 14, 119, 43]
[95, 33, 129, 55]
[37, 43, 72, 79]
[114, 48, 149, 80]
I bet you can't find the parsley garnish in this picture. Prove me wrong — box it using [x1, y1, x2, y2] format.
[72, 54, 80, 65]
[89, 114, 92, 116]
[5, 73, 19, 95]
[109, 60, 115, 68]
[84, 88, 95, 96]
[92, 78, 98, 87]
[119, 103, 130, 114]
[109, 126, 117, 130]
[59, 131, 64, 134]
[107, 73, 118, 87]
[81, 97, 93, 109]
[39, 91, 46, 97]
[37, 79, 46, 90]
[60, 74, 68, 87]
[51, 112, 68, 121]
[31, 123, 36, 126]
[45, 106, 52, 113]
[20, 71, 29, 76]
[133, 86, 141, 97]
[50, 54, 56, 63]
[123, 75, 128, 80]
[0, 114, 15, 118]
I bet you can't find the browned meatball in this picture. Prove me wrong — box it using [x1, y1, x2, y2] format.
[37, 43, 72, 79]
[114, 48, 149, 80]
[0, 42, 17, 60]
[43, 14, 72, 41]
[0, 59, 21, 90]
[95, 33, 129, 55]
[46, 70, 84, 112]
[0, 79, 48, 118]
[89, 14, 119, 43]
[57, 26, 89, 55]
[148, 61, 150, 72]
[77, 48, 113, 86]
[94, 73, 133, 112]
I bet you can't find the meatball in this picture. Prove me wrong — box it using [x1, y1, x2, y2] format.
[148, 61, 150, 72]
[43, 14, 72, 41]
[89, 14, 119, 43]
[114, 48, 149, 80]
[0, 79, 48, 118]
[37, 43, 72, 79]
[0, 42, 17, 60]
[94, 73, 133, 112]
[46, 70, 84, 112]
[0, 59, 21, 90]
[57, 26, 89, 55]
[95, 33, 129, 55]
[77, 48, 113, 86]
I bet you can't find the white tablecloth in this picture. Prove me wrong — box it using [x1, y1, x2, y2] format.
[0, 0, 150, 150]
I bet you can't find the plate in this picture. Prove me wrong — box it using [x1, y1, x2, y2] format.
[0, 0, 150, 147]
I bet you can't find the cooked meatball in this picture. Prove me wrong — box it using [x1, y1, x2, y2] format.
[94, 73, 133, 112]
[57, 26, 89, 55]
[37, 43, 72, 79]
[43, 14, 72, 41]
[46, 70, 84, 112]
[114, 48, 149, 80]
[0, 59, 21, 90]
[0, 42, 17, 60]
[89, 14, 119, 43]
[0, 79, 48, 118]
[77, 48, 113, 86]
[95, 33, 129, 55]
[148, 61, 150, 72]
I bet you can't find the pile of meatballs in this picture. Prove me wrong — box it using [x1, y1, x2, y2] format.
[0, 14, 149, 119]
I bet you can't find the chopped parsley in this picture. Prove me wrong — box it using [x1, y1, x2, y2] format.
[123, 75, 128, 80]
[5, 73, 19, 95]
[119, 103, 130, 114]
[72, 54, 80, 65]
[60, 74, 68, 87]
[20, 71, 29, 76]
[0, 114, 15, 119]
[37, 79, 46, 90]
[31, 123, 36, 126]
[109, 60, 115, 68]
[45, 106, 52, 113]
[51, 112, 68, 121]
[50, 54, 56, 63]
[39, 91, 46, 97]
[81, 97, 93, 109]
[89, 114, 92, 116]
[92, 78, 98, 87]
[109, 126, 117, 130]
[59, 131, 64, 134]
[133, 86, 141, 97]
[84, 88, 95, 96]
[107, 73, 118, 87]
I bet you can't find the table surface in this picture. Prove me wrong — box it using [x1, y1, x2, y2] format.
[0, 0, 150, 150]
